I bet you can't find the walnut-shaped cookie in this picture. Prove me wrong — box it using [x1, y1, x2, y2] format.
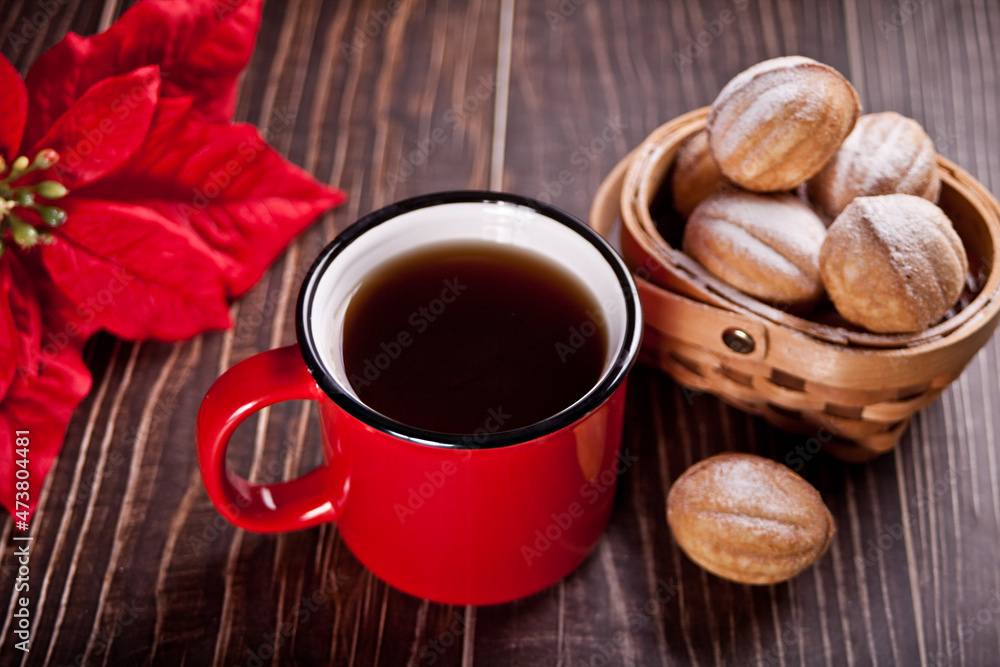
[808, 111, 940, 219]
[667, 453, 836, 585]
[707, 56, 860, 192]
[683, 190, 828, 307]
[819, 194, 968, 333]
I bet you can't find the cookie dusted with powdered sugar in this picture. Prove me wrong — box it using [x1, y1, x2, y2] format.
[819, 194, 968, 333]
[707, 56, 860, 192]
[682, 190, 828, 308]
[807, 111, 940, 220]
[667, 453, 836, 585]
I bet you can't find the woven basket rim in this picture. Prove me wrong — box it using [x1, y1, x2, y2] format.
[620, 106, 1000, 351]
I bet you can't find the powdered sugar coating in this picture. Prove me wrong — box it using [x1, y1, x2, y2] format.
[808, 112, 941, 219]
[715, 76, 804, 163]
[683, 190, 828, 306]
[707, 56, 860, 192]
[819, 194, 968, 333]
[712, 56, 819, 113]
[666, 453, 836, 585]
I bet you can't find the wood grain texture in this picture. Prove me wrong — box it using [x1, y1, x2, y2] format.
[1, 0, 1000, 665]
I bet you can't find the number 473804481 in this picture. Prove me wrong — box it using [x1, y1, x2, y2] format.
[14, 430, 30, 525]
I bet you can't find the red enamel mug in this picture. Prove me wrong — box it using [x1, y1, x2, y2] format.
[197, 191, 642, 605]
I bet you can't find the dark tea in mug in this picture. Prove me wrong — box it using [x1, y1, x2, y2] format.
[342, 240, 608, 434]
[198, 191, 643, 604]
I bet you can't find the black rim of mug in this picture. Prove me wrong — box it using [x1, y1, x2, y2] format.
[296, 190, 642, 449]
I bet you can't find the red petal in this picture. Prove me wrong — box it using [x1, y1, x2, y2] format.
[0, 327, 91, 523]
[20, 33, 88, 151]
[79, 99, 346, 296]
[0, 253, 43, 397]
[23, 0, 263, 144]
[0, 261, 19, 397]
[39, 199, 232, 340]
[13, 249, 103, 345]
[0, 54, 27, 162]
[26, 66, 160, 191]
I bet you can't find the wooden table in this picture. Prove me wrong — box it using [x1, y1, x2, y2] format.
[3, 0, 1000, 664]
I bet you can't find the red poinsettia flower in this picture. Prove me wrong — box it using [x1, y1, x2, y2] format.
[0, 0, 346, 522]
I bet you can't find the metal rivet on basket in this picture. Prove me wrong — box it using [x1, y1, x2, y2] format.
[723, 328, 755, 354]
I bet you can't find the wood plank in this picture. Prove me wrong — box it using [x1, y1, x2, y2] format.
[1, 0, 999, 665]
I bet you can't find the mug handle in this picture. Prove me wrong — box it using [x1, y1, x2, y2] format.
[197, 345, 339, 533]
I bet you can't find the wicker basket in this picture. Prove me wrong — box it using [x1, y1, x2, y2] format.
[590, 107, 1000, 461]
